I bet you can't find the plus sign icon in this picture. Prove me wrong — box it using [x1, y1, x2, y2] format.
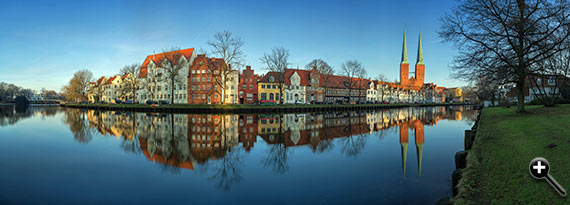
[529, 157, 567, 197]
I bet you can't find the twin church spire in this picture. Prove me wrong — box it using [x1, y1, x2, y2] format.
[400, 30, 423, 65]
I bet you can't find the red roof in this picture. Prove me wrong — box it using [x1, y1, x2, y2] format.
[139, 68, 147, 78]
[105, 76, 118, 85]
[320, 74, 369, 89]
[121, 73, 129, 80]
[96, 77, 106, 85]
[139, 48, 195, 78]
[284, 69, 310, 86]
[258, 72, 284, 83]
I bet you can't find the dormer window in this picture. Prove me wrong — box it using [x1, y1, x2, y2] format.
[269, 76, 275, 82]
[537, 78, 541, 85]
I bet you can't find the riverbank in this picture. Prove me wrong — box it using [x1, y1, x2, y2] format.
[454, 105, 570, 204]
[61, 102, 468, 114]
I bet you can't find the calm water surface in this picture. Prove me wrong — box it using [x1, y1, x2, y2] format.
[0, 105, 477, 204]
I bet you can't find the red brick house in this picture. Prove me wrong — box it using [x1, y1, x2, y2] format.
[187, 54, 228, 104]
[238, 66, 259, 104]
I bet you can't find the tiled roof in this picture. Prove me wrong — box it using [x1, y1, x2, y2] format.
[139, 68, 147, 78]
[320, 74, 369, 89]
[140, 48, 195, 70]
[258, 72, 284, 83]
[96, 77, 106, 85]
[188, 55, 228, 77]
[284, 69, 310, 86]
[121, 73, 129, 80]
[105, 76, 118, 85]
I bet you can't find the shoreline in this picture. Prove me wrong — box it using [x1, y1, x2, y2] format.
[61, 102, 471, 114]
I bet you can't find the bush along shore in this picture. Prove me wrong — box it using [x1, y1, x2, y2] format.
[61, 102, 469, 114]
[452, 105, 570, 204]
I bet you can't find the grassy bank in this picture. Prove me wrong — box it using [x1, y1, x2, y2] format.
[454, 105, 570, 204]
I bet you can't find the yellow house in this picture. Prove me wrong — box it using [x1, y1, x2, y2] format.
[257, 72, 284, 103]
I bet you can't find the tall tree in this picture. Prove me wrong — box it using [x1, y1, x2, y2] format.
[208, 31, 246, 71]
[63, 69, 93, 102]
[119, 63, 141, 102]
[207, 57, 237, 104]
[376, 74, 388, 82]
[161, 47, 187, 104]
[340, 60, 365, 103]
[260, 46, 290, 103]
[440, 0, 570, 113]
[306, 59, 334, 101]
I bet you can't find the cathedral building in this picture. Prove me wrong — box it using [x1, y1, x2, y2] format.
[400, 31, 425, 89]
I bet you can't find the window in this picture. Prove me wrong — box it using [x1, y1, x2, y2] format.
[548, 77, 556, 86]
[276, 93, 280, 100]
[250, 85, 253, 89]
[242, 85, 246, 90]
[261, 84, 265, 89]
[261, 93, 267, 100]
[269, 93, 274, 100]
[537, 78, 542, 85]
[272, 85, 276, 89]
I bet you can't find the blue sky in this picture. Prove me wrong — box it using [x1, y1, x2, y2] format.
[0, 0, 463, 91]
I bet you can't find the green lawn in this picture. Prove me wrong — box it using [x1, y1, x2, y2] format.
[455, 105, 570, 204]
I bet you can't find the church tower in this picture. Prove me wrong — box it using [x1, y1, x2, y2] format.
[400, 30, 409, 86]
[414, 32, 425, 87]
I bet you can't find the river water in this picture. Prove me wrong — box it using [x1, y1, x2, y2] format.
[0, 105, 477, 204]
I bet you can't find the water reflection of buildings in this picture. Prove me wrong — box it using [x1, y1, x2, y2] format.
[83, 106, 474, 176]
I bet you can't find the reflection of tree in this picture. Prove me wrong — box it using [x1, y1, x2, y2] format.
[0, 105, 34, 127]
[341, 135, 366, 158]
[315, 139, 334, 153]
[207, 146, 244, 191]
[263, 142, 291, 174]
[62, 108, 93, 144]
[120, 135, 141, 154]
[340, 113, 367, 158]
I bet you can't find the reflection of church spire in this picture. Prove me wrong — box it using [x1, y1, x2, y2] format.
[414, 121, 425, 176]
[400, 124, 409, 177]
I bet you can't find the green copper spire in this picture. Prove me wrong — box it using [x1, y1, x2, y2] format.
[416, 31, 424, 65]
[416, 143, 423, 176]
[401, 30, 408, 64]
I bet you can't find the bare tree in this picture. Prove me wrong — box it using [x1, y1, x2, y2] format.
[260, 46, 290, 103]
[305, 59, 334, 74]
[207, 57, 236, 104]
[376, 74, 388, 82]
[440, 0, 570, 113]
[306, 59, 334, 99]
[208, 31, 246, 71]
[340, 60, 365, 103]
[119, 64, 141, 102]
[160, 47, 187, 104]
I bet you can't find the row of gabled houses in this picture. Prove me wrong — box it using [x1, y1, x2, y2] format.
[87, 32, 458, 104]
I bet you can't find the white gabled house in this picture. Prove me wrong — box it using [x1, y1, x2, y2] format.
[137, 48, 197, 104]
